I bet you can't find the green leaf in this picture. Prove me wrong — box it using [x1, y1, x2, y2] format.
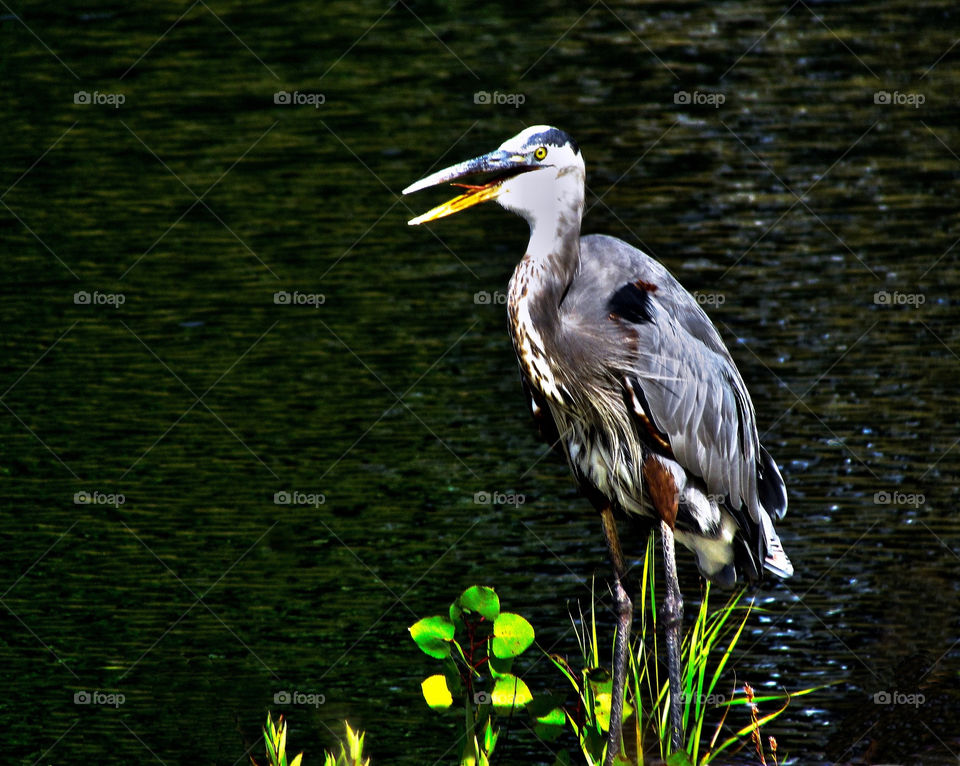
[449, 600, 466, 633]
[421, 674, 454, 709]
[488, 653, 514, 679]
[492, 612, 534, 658]
[265, 712, 276, 740]
[586, 670, 633, 732]
[459, 586, 500, 621]
[593, 689, 612, 732]
[409, 615, 455, 659]
[278, 722, 287, 763]
[666, 752, 695, 766]
[442, 656, 464, 695]
[531, 705, 566, 741]
[583, 725, 606, 759]
[491, 674, 533, 711]
[483, 717, 499, 754]
[534, 706, 566, 727]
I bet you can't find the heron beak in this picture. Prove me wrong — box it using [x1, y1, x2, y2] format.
[403, 149, 534, 225]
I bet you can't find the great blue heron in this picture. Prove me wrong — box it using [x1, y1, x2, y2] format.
[403, 125, 792, 763]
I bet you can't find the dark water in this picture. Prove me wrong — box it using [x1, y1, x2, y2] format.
[2, 1, 959, 763]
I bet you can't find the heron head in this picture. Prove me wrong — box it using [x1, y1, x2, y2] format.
[403, 125, 585, 227]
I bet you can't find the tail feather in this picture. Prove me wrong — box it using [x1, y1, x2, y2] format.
[757, 447, 788, 520]
[759, 510, 793, 578]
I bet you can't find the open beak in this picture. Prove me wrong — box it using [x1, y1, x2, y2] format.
[402, 149, 535, 225]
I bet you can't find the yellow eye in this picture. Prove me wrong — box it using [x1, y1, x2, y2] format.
[533, 146, 548, 161]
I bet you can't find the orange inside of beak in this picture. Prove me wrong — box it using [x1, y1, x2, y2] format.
[407, 178, 506, 225]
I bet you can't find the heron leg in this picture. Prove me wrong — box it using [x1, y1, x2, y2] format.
[600, 505, 631, 766]
[660, 519, 684, 753]
[643, 458, 684, 754]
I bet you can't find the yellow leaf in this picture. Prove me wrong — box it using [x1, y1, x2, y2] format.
[421, 674, 454, 709]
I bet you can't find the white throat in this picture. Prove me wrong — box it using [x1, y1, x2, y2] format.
[497, 165, 585, 259]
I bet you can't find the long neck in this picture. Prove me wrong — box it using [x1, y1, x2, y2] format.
[507, 180, 583, 403]
[511, 168, 585, 313]
[515, 224, 581, 314]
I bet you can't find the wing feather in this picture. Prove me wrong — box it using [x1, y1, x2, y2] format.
[568, 234, 784, 527]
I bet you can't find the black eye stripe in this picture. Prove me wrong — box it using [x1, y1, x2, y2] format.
[526, 128, 579, 154]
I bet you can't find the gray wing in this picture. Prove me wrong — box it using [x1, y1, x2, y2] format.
[568, 234, 787, 526]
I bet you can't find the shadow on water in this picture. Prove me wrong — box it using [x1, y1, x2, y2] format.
[1, 0, 959, 763]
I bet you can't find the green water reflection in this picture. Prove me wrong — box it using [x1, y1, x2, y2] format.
[2, 0, 959, 763]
